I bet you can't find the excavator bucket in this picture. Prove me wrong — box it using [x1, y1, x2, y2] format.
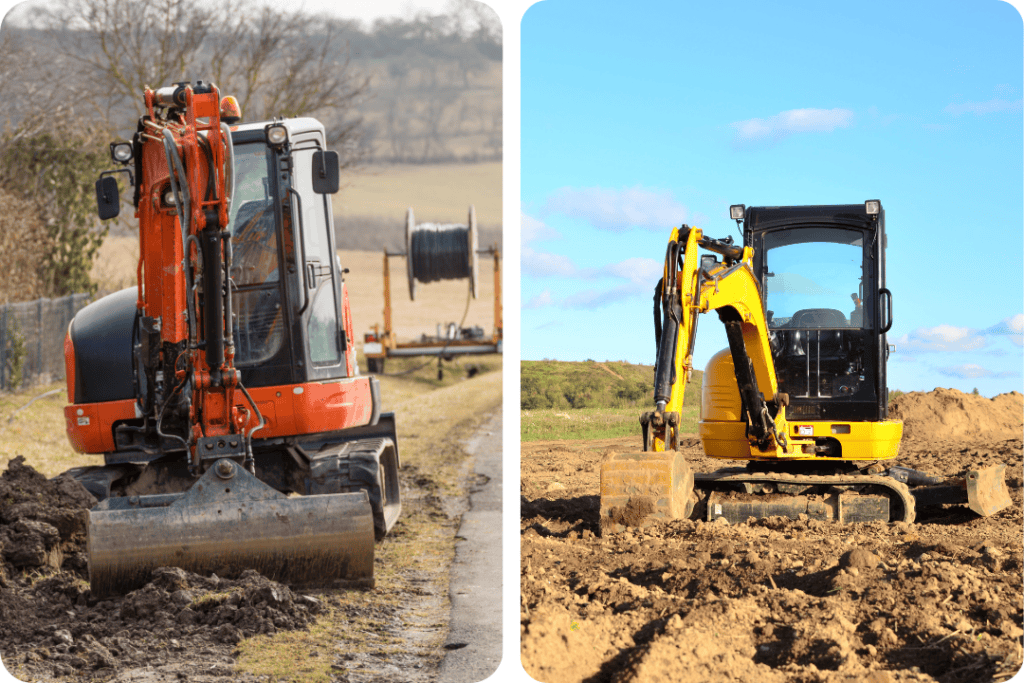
[966, 463, 1013, 517]
[88, 458, 375, 597]
[599, 451, 693, 535]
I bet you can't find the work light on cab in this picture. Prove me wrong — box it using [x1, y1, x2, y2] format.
[110, 142, 133, 165]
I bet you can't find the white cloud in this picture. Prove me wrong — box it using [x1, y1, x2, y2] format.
[521, 212, 560, 245]
[542, 186, 689, 232]
[521, 256, 663, 310]
[523, 290, 553, 310]
[521, 245, 577, 278]
[731, 108, 854, 147]
[562, 282, 650, 309]
[895, 325, 986, 353]
[597, 257, 662, 285]
[945, 98, 1023, 116]
[937, 364, 1018, 379]
[985, 314, 1024, 346]
[897, 315, 1024, 354]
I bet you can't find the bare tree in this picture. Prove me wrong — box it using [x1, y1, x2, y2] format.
[39, 0, 370, 167]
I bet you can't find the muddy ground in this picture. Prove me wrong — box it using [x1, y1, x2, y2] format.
[521, 389, 1024, 683]
[0, 408, 499, 683]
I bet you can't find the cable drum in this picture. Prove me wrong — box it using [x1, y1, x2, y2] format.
[404, 206, 478, 301]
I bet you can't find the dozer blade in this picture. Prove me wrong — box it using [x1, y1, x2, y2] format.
[966, 463, 1013, 517]
[599, 451, 693, 535]
[88, 458, 375, 598]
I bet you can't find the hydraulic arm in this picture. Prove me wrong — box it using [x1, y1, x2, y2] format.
[642, 225, 791, 456]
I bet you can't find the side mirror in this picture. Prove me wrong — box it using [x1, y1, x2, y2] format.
[96, 175, 120, 220]
[311, 150, 340, 195]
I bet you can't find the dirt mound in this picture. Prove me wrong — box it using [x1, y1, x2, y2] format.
[0, 458, 327, 681]
[0, 455, 95, 583]
[4, 565, 326, 679]
[891, 388, 1023, 441]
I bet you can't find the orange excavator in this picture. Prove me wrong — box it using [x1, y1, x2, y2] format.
[64, 81, 399, 596]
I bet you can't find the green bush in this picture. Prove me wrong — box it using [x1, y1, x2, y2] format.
[520, 359, 703, 411]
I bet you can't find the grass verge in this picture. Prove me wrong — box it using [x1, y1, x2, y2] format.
[235, 365, 501, 680]
[0, 382, 93, 478]
[521, 404, 700, 442]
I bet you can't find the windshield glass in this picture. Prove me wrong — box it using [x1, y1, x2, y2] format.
[764, 227, 865, 328]
[229, 143, 279, 285]
[227, 141, 285, 365]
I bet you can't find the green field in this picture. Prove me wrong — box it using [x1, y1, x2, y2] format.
[521, 404, 700, 442]
[520, 360, 703, 441]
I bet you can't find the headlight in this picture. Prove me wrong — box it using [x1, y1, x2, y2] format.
[865, 200, 881, 216]
[110, 142, 133, 164]
[729, 204, 745, 220]
[266, 125, 288, 146]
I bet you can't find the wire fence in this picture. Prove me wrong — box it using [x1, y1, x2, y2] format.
[0, 294, 91, 391]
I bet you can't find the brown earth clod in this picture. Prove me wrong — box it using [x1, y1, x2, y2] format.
[608, 496, 655, 528]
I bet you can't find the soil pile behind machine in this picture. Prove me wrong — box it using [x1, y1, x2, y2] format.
[600, 201, 1011, 533]
[65, 82, 400, 596]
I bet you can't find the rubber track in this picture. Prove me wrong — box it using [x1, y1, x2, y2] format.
[694, 471, 917, 523]
[308, 437, 394, 540]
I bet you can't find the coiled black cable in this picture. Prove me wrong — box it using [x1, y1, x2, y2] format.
[409, 224, 472, 284]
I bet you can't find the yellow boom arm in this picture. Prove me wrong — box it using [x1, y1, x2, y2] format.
[645, 226, 791, 455]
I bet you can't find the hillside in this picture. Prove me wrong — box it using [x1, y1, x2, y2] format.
[520, 360, 703, 410]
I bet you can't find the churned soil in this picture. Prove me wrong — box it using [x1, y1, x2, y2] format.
[0, 405, 500, 683]
[521, 389, 1024, 683]
[0, 457, 328, 682]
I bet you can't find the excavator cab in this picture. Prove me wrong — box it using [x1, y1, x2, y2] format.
[744, 203, 892, 428]
[222, 123, 353, 385]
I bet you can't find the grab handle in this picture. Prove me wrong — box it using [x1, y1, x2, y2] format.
[879, 288, 893, 333]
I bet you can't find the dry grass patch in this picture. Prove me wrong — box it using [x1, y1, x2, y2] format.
[333, 162, 501, 224]
[0, 382, 91, 478]
[234, 612, 341, 683]
[91, 234, 139, 295]
[236, 366, 501, 681]
[379, 366, 500, 492]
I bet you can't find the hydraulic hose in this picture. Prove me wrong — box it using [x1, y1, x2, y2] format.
[653, 237, 683, 408]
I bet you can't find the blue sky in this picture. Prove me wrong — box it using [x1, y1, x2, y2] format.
[521, 0, 1024, 397]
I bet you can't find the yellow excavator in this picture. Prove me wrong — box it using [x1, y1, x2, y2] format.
[600, 201, 1011, 531]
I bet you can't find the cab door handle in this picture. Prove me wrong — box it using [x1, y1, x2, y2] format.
[879, 288, 893, 333]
